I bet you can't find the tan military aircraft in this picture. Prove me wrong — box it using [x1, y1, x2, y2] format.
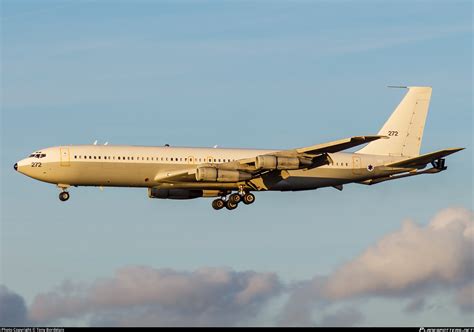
[14, 86, 463, 210]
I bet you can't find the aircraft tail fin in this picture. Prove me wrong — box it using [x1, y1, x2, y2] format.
[357, 86, 432, 157]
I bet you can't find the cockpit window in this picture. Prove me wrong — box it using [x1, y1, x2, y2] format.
[29, 153, 46, 158]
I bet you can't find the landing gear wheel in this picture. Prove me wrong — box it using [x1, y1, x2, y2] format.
[242, 193, 255, 205]
[229, 193, 241, 204]
[59, 191, 70, 202]
[226, 200, 238, 210]
[212, 198, 225, 210]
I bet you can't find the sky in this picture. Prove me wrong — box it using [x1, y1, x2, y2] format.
[1, 0, 473, 327]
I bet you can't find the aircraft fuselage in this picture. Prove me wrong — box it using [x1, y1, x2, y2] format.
[15, 145, 406, 192]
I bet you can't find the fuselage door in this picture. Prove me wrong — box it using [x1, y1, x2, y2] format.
[352, 156, 362, 175]
[60, 148, 70, 167]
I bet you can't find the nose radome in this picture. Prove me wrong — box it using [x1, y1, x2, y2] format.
[14, 163, 18, 171]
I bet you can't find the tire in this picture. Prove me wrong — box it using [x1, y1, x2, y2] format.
[242, 193, 255, 205]
[229, 193, 241, 204]
[59, 192, 70, 202]
[212, 199, 225, 210]
[225, 200, 238, 210]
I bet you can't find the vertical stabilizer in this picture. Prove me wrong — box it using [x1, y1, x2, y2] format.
[357, 86, 432, 157]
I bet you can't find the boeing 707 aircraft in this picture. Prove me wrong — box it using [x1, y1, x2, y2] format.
[14, 86, 463, 210]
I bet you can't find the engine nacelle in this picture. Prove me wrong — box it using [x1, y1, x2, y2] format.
[195, 167, 252, 182]
[148, 188, 202, 200]
[255, 155, 301, 170]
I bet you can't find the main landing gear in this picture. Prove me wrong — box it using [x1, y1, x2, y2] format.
[212, 191, 256, 211]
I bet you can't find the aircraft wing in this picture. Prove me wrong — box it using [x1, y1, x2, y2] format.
[154, 135, 387, 183]
[385, 148, 464, 168]
[292, 135, 387, 155]
[236, 135, 386, 165]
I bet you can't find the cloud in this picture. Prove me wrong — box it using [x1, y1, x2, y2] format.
[320, 307, 364, 327]
[6, 207, 473, 326]
[29, 266, 282, 326]
[0, 286, 29, 326]
[278, 207, 474, 325]
[455, 282, 474, 313]
[403, 298, 426, 314]
[277, 277, 327, 326]
[324, 207, 473, 299]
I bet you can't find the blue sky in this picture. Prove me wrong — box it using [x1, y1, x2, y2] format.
[1, 0, 472, 327]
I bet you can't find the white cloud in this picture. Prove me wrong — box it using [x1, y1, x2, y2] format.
[29, 266, 282, 326]
[320, 307, 364, 327]
[5, 207, 471, 326]
[277, 207, 474, 325]
[324, 208, 473, 299]
[455, 282, 474, 313]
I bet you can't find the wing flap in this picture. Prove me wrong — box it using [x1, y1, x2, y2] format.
[385, 148, 464, 168]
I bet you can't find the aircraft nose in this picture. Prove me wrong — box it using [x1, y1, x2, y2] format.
[14, 163, 18, 171]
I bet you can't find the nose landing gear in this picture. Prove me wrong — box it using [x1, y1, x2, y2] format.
[59, 191, 70, 202]
[57, 184, 71, 202]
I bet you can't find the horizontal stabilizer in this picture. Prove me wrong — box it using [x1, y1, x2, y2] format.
[358, 167, 444, 186]
[386, 148, 464, 168]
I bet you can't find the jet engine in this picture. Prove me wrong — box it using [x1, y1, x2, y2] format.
[255, 155, 305, 170]
[195, 167, 252, 182]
